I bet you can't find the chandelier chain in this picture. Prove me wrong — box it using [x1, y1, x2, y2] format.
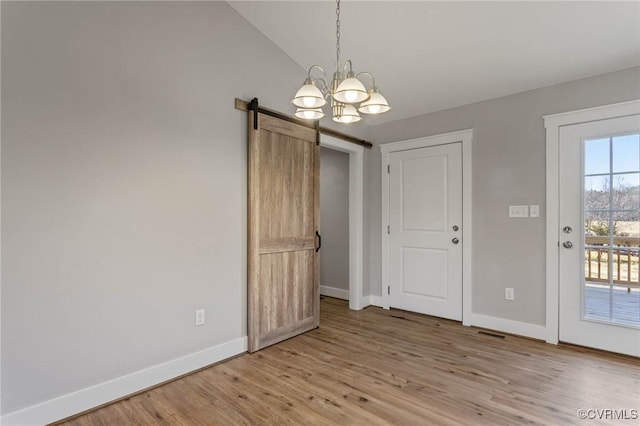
[335, 0, 341, 71]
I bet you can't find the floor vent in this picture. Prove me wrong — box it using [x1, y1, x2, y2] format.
[477, 330, 507, 339]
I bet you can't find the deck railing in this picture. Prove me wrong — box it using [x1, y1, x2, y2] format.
[585, 236, 640, 288]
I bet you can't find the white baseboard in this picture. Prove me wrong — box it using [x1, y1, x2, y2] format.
[466, 313, 547, 341]
[320, 285, 349, 300]
[362, 295, 383, 308]
[2, 337, 247, 426]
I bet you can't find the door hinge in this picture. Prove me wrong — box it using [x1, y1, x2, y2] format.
[387, 286, 390, 295]
[387, 225, 390, 234]
[387, 164, 390, 174]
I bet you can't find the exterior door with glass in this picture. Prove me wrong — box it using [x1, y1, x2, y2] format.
[559, 115, 640, 356]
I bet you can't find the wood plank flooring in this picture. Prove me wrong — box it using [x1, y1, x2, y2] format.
[59, 297, 640, 426]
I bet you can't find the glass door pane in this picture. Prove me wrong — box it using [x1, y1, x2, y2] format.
[584, 134, 640, 326]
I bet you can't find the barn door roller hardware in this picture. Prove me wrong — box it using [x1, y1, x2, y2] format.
[235, 97, 373, 149]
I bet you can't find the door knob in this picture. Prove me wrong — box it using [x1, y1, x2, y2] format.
[562, 241, 573, 249]
[452, 238, 459, 244]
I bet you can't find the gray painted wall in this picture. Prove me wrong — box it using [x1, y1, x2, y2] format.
[320, 148, 350, 292]
[0, 1, 368, 414]
[366, 66, 640, 326]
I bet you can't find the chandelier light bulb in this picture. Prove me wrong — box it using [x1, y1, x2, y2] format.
[302, 96, 317, 108]
[368, 104, 381, 114]
[344, 91, 358, 103]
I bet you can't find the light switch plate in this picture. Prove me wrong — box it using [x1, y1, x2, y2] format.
[530, 205, 540, 218]
[509, 205, 529, 218]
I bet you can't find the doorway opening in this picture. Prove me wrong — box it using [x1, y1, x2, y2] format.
[320, 147, 350, 302]
[319, 135, 364, 311]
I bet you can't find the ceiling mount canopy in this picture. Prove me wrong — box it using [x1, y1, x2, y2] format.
[291, 0, 390, 124]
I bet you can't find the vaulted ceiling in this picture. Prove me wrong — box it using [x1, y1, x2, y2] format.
[230, 1, 640, 125]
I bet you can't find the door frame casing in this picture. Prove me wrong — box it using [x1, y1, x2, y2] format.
[380, 129, 473, 324]
[543, 99, 640, 345]
[320, 134, 365, 311]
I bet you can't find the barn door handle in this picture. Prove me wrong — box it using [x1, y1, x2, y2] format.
[315, 231, 322, 252]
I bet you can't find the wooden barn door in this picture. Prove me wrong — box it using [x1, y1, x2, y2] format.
[247, 110, 320, 352]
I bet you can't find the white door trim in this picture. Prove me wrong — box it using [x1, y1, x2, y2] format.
[380, 129, 473, 324]
[543, 99, 640, 344]
[320, 134, 365, 311]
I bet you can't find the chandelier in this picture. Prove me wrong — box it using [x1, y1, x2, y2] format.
[291, 0, 391, 124]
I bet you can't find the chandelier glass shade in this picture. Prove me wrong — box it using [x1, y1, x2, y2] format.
[333, 75, 369, 104]
[333, 104, 361, 124]
[295, 107, 325, 120]
[291, 0, 390, 123]
[292, 78, 326, 109]
[358, 89, 392, 115]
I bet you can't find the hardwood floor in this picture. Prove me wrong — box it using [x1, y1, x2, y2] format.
[59, 297, 639, 425]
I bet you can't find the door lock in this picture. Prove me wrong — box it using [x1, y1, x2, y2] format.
[452, 225, 459, 231]
[563, 226, 572, 234]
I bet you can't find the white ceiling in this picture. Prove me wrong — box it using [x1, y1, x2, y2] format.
[229, 1, 640, 125]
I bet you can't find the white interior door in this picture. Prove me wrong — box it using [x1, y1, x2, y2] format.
[559, 114, 640, 356]
[389, 143, 462, 320]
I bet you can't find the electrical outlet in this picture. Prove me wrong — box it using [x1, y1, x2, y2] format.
[505, 288, 515, 301]
[195, 309, 206, 326]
